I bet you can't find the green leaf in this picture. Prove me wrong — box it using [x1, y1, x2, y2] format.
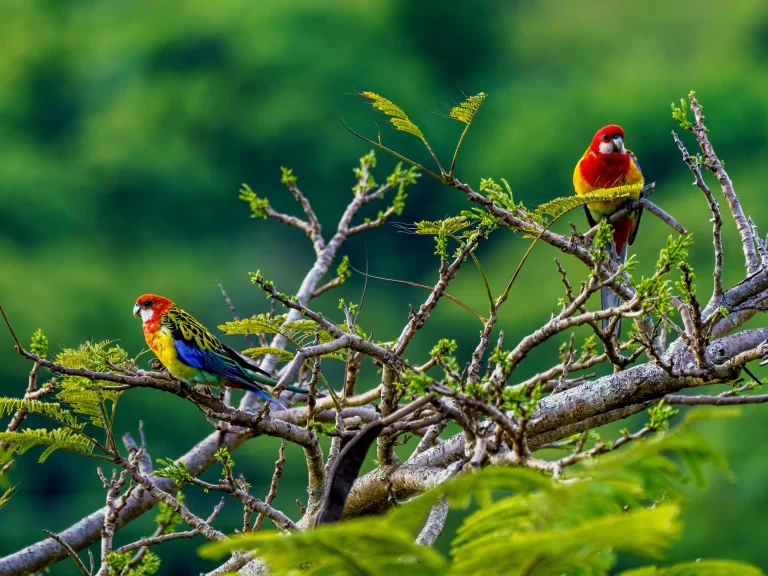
[671, 97, 693, 130]
[412, 216, 469, 236]
[241, 347, 294, 362]
[449, 93, 487, 125]
[0, 428, 94, 462]
[336, 255, 351, 283]
[0, 397, 79, 429]
[239, 183, 269, 218]
[154, 458, 193, 485]
[456, 504, 680, 573]
[30, 329, 48, 358]
[199, 517, 447, 576]
[55, 339, 131, 377]
[360, 91, 427, 144]
[647, 399, 679, 431]
[220, 313, 336, 348]
[219, 313, 288, 336]
[0, 486, 15, 510]
[621, 559, 764, 576]
[280, 166, 298, 186]
[534, 183, 643, 221]
[197, 415, 733, 575]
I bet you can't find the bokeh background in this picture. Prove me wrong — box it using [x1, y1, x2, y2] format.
[3, 0, 768, 573]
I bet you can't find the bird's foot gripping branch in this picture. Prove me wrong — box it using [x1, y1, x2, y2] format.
[1, 93, 768, 575]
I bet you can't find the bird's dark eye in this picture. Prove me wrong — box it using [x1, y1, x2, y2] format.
[602, 133, 610, 142]
[613, 133, 620, 139]
[142, 300, 153, 307]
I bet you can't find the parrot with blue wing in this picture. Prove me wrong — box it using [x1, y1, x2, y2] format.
[134, 294, 301, 408]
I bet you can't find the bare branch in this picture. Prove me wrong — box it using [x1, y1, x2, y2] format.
[673, 131, 724, 301]
[415, 496, 449, 547]
[42, 530, 91, 576]
[688, 93, 760, 275]
[584, 195, 687, 239]
[283, 180, 324, 253]
[218, 282, 255, 349]
[114, 499, 225, 555]
[254, 439, 287, 531]
[665, 393, 768, 405]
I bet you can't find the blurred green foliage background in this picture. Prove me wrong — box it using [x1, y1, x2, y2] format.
[2, 0, 768, 573]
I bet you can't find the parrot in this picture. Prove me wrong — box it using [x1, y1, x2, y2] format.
[573, 124, 644, 330]
[134, 293, 301, 408]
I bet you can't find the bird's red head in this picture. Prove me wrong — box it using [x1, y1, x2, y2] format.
[133, 294, 173, 324]
[589, 125, 626, 155]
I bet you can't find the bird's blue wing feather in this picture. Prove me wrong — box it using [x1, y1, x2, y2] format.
[174, 337, 207, 369]
[629, 151, 642, 175]
[166, 309, 285, 408]
[169, 323, 247, 382]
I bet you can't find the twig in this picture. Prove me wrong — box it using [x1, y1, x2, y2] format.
[187, 476, 298, 532]
[114, 499, 225, 556]
[118, 457, 226, 541]
[283, 179, 323, 254]
[0, 305, 22, 351]
[584, 196, 687, 239]
[665, 393, 768, 406]
[688, 93, 759, 275]
[254, 439, 287, 531]
[218, 282, 255, 349]
[673, 131, 724, 301]
[409, 421, 447, 459]
[97, 464, 134, 576]
[42, 530, 91, 576]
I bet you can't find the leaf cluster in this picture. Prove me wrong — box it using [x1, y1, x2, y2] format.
[239, 183, 269, 219]
[200, 414, 754, 575]
[634, 234, 694, 318]
[106, 550, 161, 576]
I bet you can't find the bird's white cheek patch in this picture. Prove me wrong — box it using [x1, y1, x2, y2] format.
[140, 309, 155, 322]
[599, 142, 614, 154]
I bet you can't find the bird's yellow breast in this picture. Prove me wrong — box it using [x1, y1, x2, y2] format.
[146, 327, 198, 380]
[573, 153, 643, 217]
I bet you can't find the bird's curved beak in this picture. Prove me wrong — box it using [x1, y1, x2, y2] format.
[613, 136, 624, 153]
[133, 304, 141, 318]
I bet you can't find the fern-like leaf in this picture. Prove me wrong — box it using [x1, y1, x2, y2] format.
[412, 216, 470, 236]
[449, 93, 487, 125]
[0, 397, 80, 429]
[218, 313, 288, 336]
[196, 412, 759, 576]
[0, 486, 14, 510]
[621, 560, 764, 576]
[534, 183, 643, 221]
[55, 340, 131, 376]
[199, 517, 446, 575]
[241, 347, 294, 362]
[0, 428, 94, 462]
[452, 504, 680, 574]
[220, 314, 338, 349]
[360, 91, 426, 143]
[56, 385, 109, 428]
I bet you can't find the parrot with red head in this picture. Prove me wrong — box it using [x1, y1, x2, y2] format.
[573, 125, 644, 329]
[134, 294, 298, 407]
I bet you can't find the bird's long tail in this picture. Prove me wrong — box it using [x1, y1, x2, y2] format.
[245, 368, 326, 398]
[600, 218, 632, 334]
[248, 384, 287, 409]
[226, 378, 286, 409]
